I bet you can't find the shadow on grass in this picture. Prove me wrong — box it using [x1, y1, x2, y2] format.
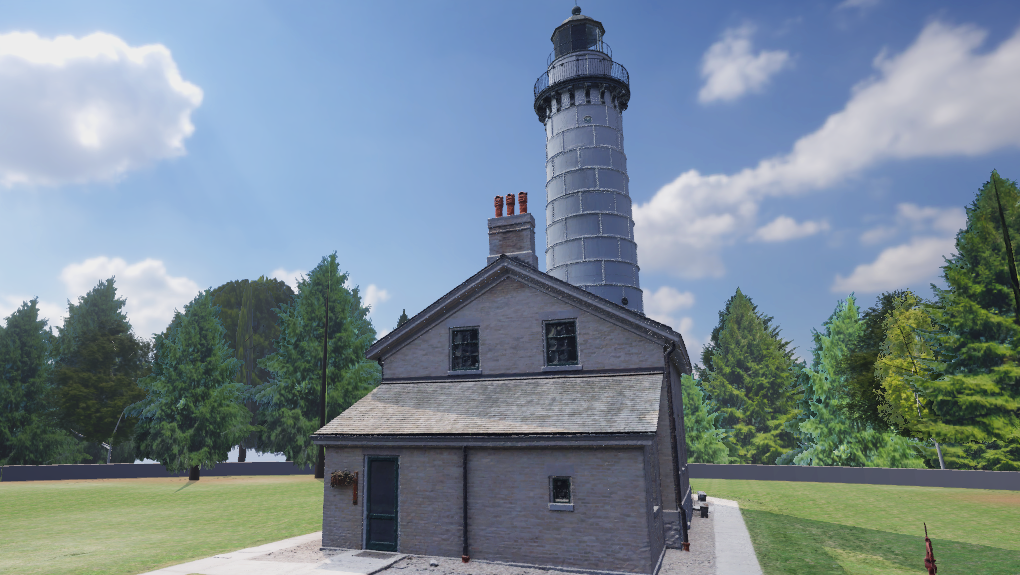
[742, 509, 1020, 575]
[174, 481, 196, 494]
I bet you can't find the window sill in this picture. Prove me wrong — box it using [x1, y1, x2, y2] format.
[548, 503, 574, 512]
[542, 365, 582, 372]
[448, 370, 482, 376]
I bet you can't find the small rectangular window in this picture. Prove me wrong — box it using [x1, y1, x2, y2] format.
[545, 320, 578, 366]
[450, 327, 479, 371]
[550, 476, 572, 503]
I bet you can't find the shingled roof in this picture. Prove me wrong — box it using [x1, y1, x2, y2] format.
[313, 372, 663, 436]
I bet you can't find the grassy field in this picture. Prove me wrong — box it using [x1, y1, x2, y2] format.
[692, 479, 1020, 575]
[0, 475, 323, 575]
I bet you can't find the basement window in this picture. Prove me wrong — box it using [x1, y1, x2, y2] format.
[450, 327, 480, 371]
[544, 320, 578, 366]
[549, 476, 573, 511]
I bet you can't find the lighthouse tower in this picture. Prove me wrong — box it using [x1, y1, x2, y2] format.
[534, 6, 642, 313]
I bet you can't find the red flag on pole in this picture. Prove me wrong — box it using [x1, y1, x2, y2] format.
[924, 523, 937, 575]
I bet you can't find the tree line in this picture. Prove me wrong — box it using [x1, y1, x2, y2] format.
[0, 253, 381, 477]
[681, 171, 1020, 471]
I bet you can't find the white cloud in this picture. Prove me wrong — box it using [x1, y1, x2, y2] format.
[752, 216, 830, 242]
[270, 268, 304, 291]
[860, 203, 965, 244]
[0, 31, 202, 187]
[838, 0, 881, 10]
[832, 236, 954, 293]
[0, 295, 64, 329]
[363, 284, 390, 315]
[699, 24, 791, 103]
[644, 286, 695, 331]
[60, 257, 200, 338]
[636, 21, 1020, 278]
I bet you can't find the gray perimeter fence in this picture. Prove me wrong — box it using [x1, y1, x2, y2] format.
[0, 461, 313, 482]
[689, 463, 1019, 491]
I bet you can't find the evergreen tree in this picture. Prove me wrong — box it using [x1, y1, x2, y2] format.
[396, 309, 409, 330]
[918, 171, 1020, 470]
[841, 290, 909, 430]
[52, 278, 150, 462]
[210, 276, 294, 460]
[130, 290, 253, 478]
[700, 288, 801, 464]
[1, 300, 88, 466]
[254, 254, 381, 467]
[796, 295, 924, 468]
[681, 374, 729, 463]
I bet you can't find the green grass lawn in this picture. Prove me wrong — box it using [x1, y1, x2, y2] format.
[0, 475, 323, 575]
[692, 479, 1020, 575]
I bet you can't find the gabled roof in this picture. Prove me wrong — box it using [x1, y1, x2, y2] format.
[366, 255, 692, 372]
[312, 372, 663, 436]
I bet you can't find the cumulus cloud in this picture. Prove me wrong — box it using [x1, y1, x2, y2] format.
[832, 236, 954, 293]
[363, 284, 390, 314]
[0, 31, 202, 187]
[270, 268, 304, 291]
[698, 25, 791, 104]
[644, 286, 695, 332]
[636, 21, 1020, 278]
[60, 257, 200, 338]
[751, 216, 830, 242]
[860, 203, 965, 245]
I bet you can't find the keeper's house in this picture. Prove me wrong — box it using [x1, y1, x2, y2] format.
[312, 209, 694, 575]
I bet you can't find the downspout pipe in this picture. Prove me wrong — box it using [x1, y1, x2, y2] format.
[664, 342, 690, 551]
[462, 445, 470, 562]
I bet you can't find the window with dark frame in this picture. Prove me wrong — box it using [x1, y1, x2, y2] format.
[550, 476, 572, 503]
[545, 320, 578, 366]
[450, 327, 479, 371]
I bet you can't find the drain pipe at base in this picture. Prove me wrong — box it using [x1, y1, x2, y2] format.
[664, 342, 691, 551]
[462, 445, 470, 563]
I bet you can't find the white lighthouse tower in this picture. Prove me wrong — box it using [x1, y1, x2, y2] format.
[534, 6, 642, 313]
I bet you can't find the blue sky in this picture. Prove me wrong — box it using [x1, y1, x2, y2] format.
[3, 0, 1020, 372]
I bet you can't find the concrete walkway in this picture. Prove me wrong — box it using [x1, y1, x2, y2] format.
[137, 532, 406, 575]
[709, 497, 763, 575]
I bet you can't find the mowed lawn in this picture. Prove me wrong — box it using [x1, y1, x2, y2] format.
[692, 479, 1020, 575]
[0, 475, 323, 575]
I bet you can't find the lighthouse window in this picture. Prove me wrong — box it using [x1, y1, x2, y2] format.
[450, 327, 480, 371]
[544, 320, 578, 366]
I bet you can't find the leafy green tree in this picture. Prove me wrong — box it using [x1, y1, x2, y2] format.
[211, 277, 294, 460]
[130, 290, 253, 478]
[796, 295, 924, 468]
[914, 171, 1020, 470]
[52, 278, 150, 462]
[396, 309, 409, 330]
[681, 374, 729, 464]
[254, 254, 380, 467]
[1, 299, 88, 466]
[700, 288, 801, 464]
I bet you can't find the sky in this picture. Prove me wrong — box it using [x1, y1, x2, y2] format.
[3, 0, 1020, 376]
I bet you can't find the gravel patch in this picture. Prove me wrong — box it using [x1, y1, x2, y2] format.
[250, 538, 342, 563]
[661, 505, 715, 575]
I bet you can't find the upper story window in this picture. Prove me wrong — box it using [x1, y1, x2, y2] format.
[450, 327, 480, 371]
[550, 476, 572, 503]
[545, 320, 578, 366]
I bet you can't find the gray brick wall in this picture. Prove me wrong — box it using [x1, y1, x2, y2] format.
[383, 278, 663, 379]
[323, 445, 659, 574]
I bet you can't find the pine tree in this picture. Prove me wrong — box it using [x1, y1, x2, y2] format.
[0, 299, 88, 466]
[254, 254, 381, 467]
[796, 295, 924, 468]
[681, 374, 729, 463]
[130, 290, 253, 478]
[918, 171, 1020, 470]
[700, 288, 801, 464]
[210, 277, 294, 461]
[52, 278, 150, 463]
[396, 309, 409, 330]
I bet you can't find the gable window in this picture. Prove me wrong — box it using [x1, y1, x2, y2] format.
[450, 327, 480, 371]
[544, 320, 578, 366]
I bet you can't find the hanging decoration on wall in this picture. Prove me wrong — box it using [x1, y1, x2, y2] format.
[330, 469, 359, 505]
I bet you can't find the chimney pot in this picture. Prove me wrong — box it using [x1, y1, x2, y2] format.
[494, 195, 504, 217]
[519, 191, 528, 214]
[505, 193, 516, 216]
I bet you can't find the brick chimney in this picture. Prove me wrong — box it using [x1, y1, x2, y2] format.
[488, 194, 538, 268]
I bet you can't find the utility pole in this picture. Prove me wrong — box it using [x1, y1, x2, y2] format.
[315, 261, 331, 479]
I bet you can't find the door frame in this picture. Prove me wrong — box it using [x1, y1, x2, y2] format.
[364, 455, 399, 551]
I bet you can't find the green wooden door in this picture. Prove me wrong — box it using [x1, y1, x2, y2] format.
[365, 457, 398, 551]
